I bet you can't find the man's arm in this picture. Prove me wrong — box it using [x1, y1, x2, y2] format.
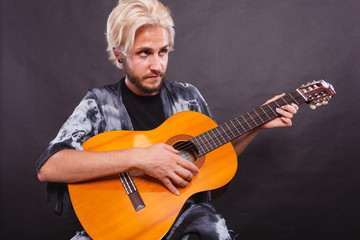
[231, 94, 299, 156]
[38, 94, 297, 195]
[38, 143, 199, 196]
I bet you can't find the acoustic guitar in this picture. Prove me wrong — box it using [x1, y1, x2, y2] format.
[68, 80, 335, 240]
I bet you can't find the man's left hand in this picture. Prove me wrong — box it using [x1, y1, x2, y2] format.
[261, 93, 299, 129]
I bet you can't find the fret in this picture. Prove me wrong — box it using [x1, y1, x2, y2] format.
[241, 115, 252, 130]
[224, 122, 236, 140]
[296, 89, 307, 102]
[216, 126, 227, 143]
[189, 88, 314, 156]
[191, 137, 201, 153]
[205, 131, 217, 150]
[251, 111, 263, 126]
[289, 93, 299, 105]
[196, 141, 206, 157]
[260, 105, 271, 120]
[212, 130, 222, 146]
[201, 132, 213, 153]
[191, 135, 201, 153]
[230, 119, 243, 136]
[280, 97, 289, 105]
[234, 118, 247, 133]
[195, 133, 209, 154]
[254, 109, 265, 123]
[265, 103, 277, 116]
[217, 124, 230, 142]
[247, 112, 258, 126]
[214, 128, 225, 146]
[273, 101, 281, 108]
[292, 91, 307, 105]
[209, 127, 222, 148]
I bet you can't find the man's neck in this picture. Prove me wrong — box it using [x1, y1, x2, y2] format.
[125, 77, 160, 96]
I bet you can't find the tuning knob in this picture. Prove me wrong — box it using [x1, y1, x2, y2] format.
[310, 102, 317, 110]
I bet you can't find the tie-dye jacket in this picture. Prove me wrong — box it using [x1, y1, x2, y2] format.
[36, 78, 214, 216]
[37, 79, 234, 240]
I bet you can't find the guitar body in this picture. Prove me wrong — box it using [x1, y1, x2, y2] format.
[68, 111, 238, 240]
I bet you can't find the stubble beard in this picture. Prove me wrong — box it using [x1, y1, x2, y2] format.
[123, 60, 165, 95]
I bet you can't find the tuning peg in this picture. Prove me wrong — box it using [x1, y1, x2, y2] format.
[322, 100, 328, 105]
[310, 102, 317, 110]
[316, 99, 322, 107]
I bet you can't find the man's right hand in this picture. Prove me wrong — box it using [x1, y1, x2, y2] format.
[129, 143, 199, 195]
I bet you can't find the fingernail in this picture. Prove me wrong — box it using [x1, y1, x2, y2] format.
[276, 108, 281, 112]
[175, 190, 180, 196]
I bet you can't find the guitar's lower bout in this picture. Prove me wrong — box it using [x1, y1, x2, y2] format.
[68, 111, 238, 240]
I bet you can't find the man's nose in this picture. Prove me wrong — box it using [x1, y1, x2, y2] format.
[149, 55, 161, 72]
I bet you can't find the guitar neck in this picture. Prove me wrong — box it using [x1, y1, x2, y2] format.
[190, 90, 306, 156]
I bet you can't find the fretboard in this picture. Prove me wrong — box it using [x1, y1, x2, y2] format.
[190, 90, 306, 156]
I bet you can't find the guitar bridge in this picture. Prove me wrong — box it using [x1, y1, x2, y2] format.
[128, 191, 145, 212]
[118, 172, 146, 212]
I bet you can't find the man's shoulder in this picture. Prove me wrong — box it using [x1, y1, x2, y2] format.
[89, 79, 122, 97]
[163, 79, 201, 96]
[164, 79, 196, 89]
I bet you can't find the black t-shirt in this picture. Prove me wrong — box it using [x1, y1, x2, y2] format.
[121, 81, 165, 131]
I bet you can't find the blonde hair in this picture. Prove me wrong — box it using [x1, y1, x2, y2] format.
[106, 0, 175, 68]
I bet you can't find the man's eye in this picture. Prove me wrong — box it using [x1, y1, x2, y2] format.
[159, 49, 168, 56]
[139, 51, 150, 56]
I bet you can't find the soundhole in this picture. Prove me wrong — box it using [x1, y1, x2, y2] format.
[173, 141, 198, 164]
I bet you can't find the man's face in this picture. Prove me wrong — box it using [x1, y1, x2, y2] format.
[123, 26, 170, 96]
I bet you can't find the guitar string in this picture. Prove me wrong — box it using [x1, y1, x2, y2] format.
[119, 93, 305, 189]
[172, 95, 293, 153]
[187, 93, 305, 155]
[180, 93, 303, 153]
[191, 102, 281, 153]
[124, 94, 302, 173]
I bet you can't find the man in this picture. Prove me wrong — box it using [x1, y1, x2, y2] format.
[36, 0, 298, 239]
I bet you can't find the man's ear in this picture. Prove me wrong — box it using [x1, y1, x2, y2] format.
[113, 48, 125, 68]
[112, 47, 122, 61]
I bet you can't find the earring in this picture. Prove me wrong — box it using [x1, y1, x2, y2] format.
[118, 59, 122, 63]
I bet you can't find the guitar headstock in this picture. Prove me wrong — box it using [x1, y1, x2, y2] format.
[297, 80, 336, 109]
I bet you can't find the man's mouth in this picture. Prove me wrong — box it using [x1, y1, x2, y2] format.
[145, 74, 163, 80]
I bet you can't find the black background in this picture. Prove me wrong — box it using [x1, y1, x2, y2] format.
[1, 0, 359, 239]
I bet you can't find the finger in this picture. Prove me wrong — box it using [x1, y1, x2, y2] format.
[169, 171, 190, 188]
[281, 117, 292, 126]
[282, 104, 298, 114]
[264, 93, 285, 104]
[174, 167, 194, 182]
[162, 177, 180, 195]
[176, 157, 199, 174]
[276, 107, 293, 119]
[291, 103, 299, 111]
[163, 144, 179, 154]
